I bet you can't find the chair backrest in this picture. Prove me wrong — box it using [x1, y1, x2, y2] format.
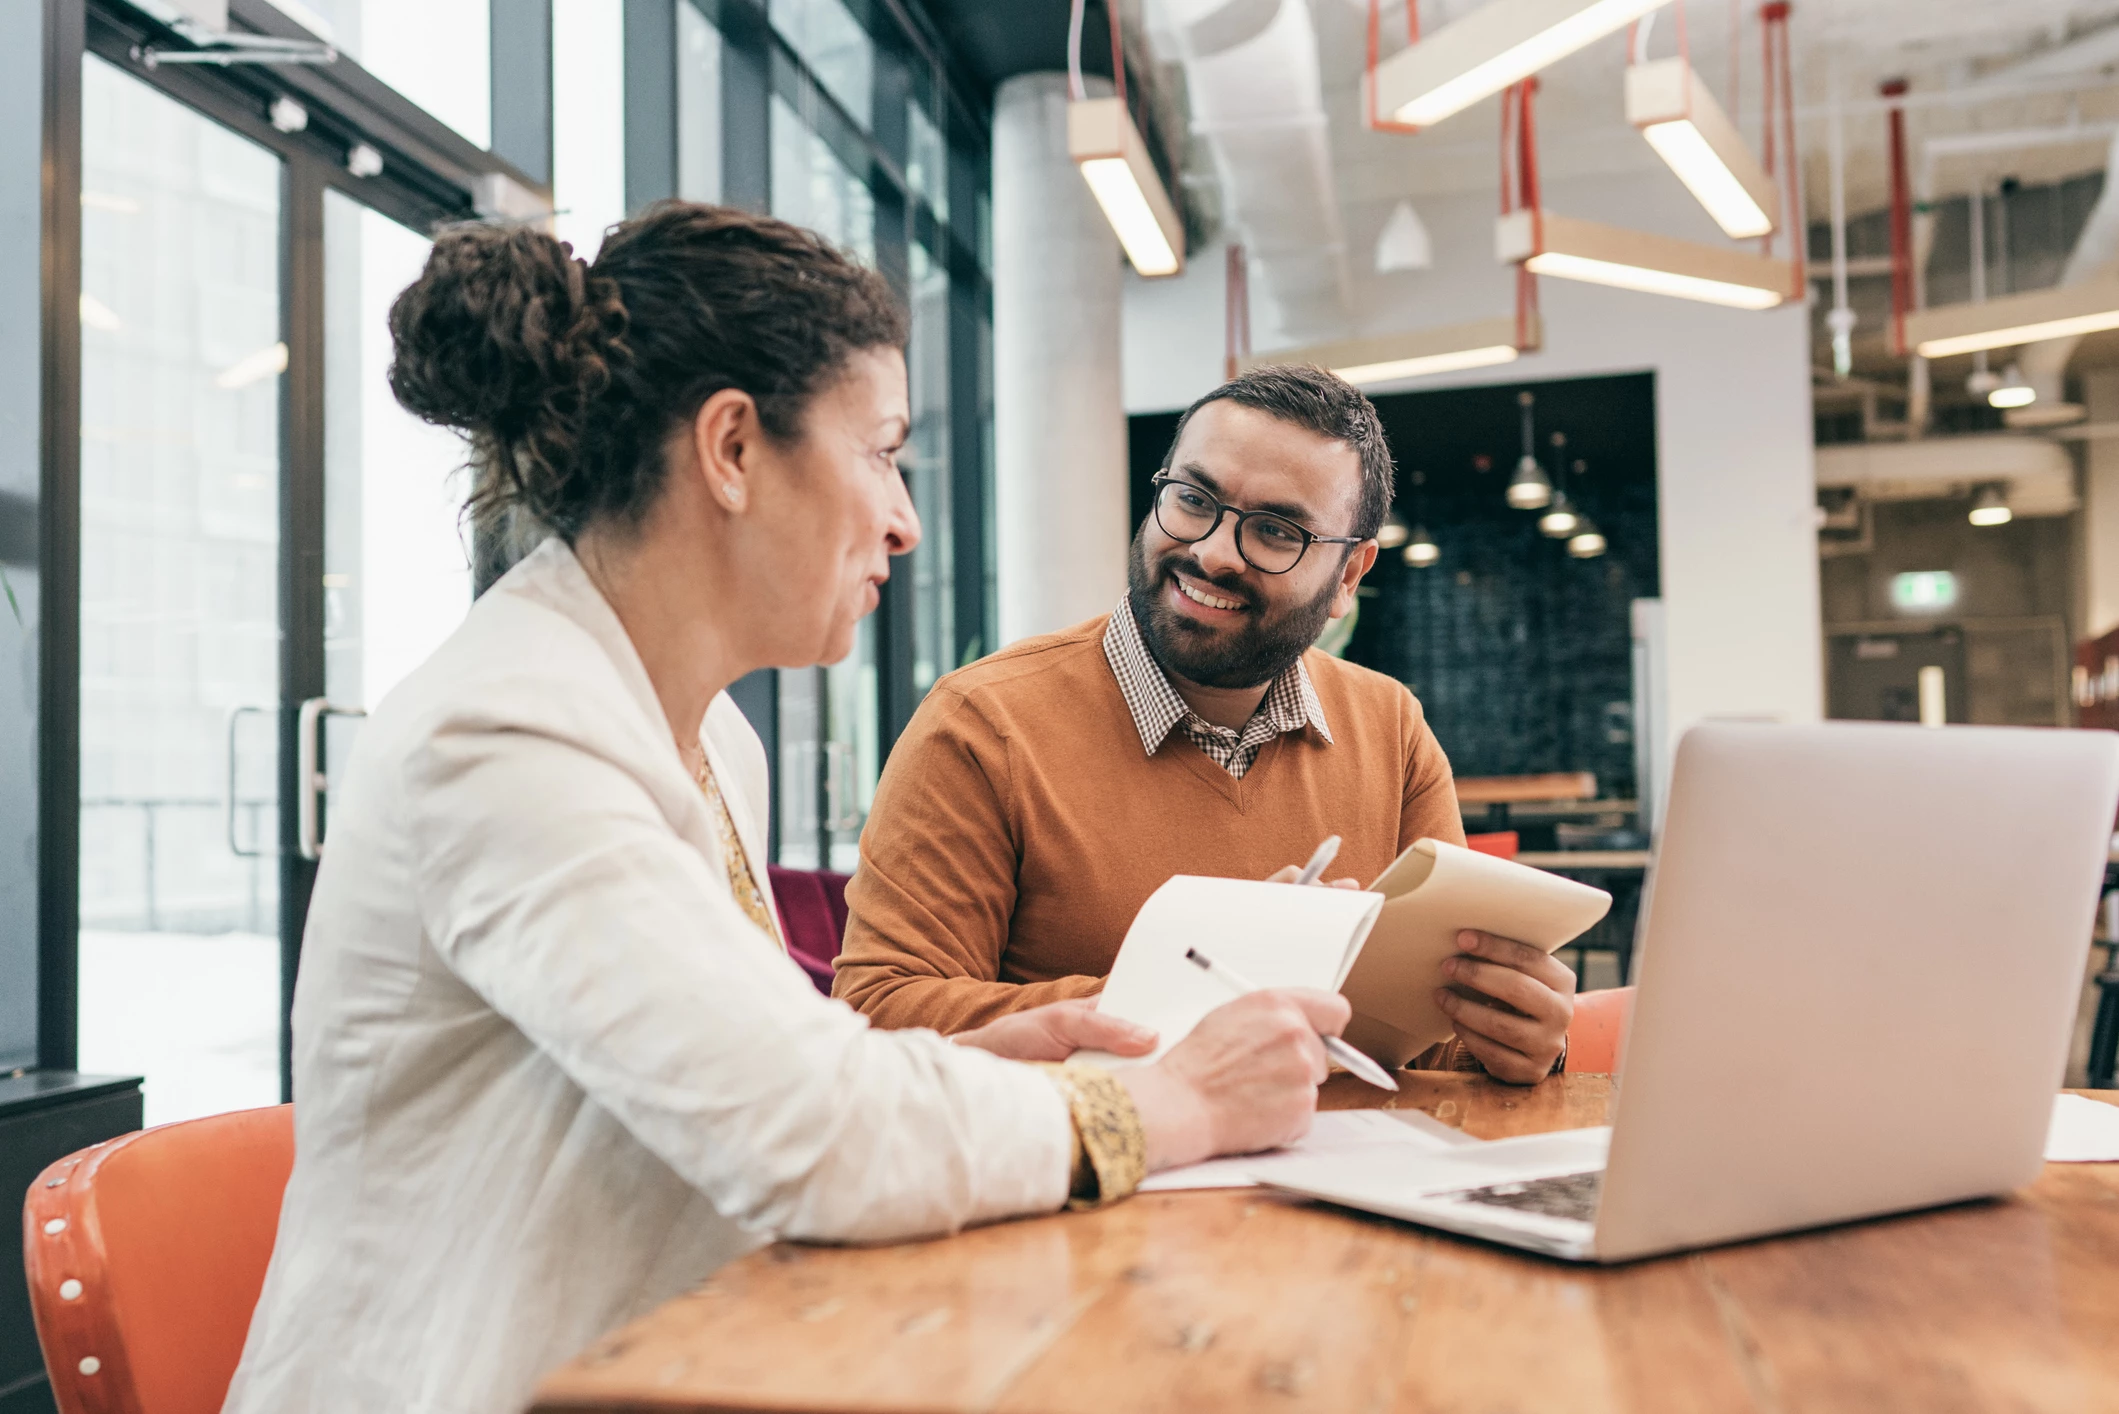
[22, 1104, 295, 1414]
[1565, 986, 1635, 1075]
[766, 865, 852, 995]
[1464, 831, 1520, 860]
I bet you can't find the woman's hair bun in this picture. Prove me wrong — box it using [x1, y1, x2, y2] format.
[388, 202, 906, 543]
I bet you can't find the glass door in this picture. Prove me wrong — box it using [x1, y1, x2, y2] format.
[72, 59, 477, 1127]
[75, 55, 287, 1126]
[320, 190, 474, 777]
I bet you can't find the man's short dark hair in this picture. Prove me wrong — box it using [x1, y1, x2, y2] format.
[1159, 364, 1395, 541]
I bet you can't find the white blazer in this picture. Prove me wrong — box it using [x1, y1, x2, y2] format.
[222, 538, 1071, 1414]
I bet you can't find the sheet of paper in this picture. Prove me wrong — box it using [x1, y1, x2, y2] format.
[1138, 1107, 1478, 1193]
[1075, 875, 1384, 1069]
[2046, 1093, 2119, 1162]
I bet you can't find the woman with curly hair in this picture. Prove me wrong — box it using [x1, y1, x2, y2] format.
[219, 202, 1350, 1414]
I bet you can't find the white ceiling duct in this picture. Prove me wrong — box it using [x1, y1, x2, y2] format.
[1815, 434, 2078, 517]
[1147, 0, 1350, 341]
[2009, 129, 2119, 423]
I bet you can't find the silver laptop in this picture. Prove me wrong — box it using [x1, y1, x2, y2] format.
[1261, 721, 2119, 1263]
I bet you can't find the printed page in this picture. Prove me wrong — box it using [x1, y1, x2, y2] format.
[1073, 875, 1384, 1069]
[2046, 1094, 2119, 1162]
[1140, 1107, 1478, 1192]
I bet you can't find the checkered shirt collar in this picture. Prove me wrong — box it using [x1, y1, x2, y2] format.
[1101, 596, 1332, 769]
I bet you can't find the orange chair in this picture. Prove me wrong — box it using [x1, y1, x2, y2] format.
[22, 1104, 294, 1414]
[1464, 830, 1520, 860]
[1565, 986, 1635, 1075]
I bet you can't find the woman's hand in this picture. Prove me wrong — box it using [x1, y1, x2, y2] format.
[1435, 929, 1576, 1084]
[952, 998, 1158, 1063]
[1116, 989, 1349, 1172]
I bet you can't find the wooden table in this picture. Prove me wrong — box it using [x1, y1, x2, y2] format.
[532, 1076, 2119, 1414]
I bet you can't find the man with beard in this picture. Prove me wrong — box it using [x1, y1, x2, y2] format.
[830, 366, 1574, 1083]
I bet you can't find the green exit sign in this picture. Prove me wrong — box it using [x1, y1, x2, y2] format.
[1892, 571, 1958, 612]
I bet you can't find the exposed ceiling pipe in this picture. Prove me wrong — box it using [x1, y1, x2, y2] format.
[2008, 129, 2119, 415]
[1885, 79, 1931, 438]
[1147, 0, 1350, 341]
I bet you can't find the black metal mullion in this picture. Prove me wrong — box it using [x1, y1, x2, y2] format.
[714, 0, 772, 212]
[491, 0, 554, 187]
[276, 154, 329, 1102]
[946, 275, 985, 667]
[624, 0, 678, 212]
[36, 0, 86, 1074]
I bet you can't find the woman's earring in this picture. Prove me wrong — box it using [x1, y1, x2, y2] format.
[722, 486, 743, 510]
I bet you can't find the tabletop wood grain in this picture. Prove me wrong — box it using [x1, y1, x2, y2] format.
[530, 1077, 2119, 1414]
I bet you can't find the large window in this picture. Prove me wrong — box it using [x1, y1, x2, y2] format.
[76, 56, 286, 1125]
[676, 0, 992, 866]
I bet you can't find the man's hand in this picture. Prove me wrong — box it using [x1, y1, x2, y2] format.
[1434, 930, 1575, 1085]
[1263, 864, 1363, 890]
[952, 998, 1157, 1063]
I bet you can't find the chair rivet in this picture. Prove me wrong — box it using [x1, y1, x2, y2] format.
[58, 1280, 82, 1301]
[78, 1357, 100, 1376]
[43, 1218, 66, 1235]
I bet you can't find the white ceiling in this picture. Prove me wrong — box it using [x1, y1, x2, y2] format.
[1304, 0, 2119, 217]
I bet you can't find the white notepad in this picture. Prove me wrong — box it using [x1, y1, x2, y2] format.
[1072, 875, 1385, 1069]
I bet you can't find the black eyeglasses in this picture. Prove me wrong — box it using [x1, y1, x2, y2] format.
[1149, 474, 1365, 575]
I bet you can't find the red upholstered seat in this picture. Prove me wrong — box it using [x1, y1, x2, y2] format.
[767, 865, 852, 995]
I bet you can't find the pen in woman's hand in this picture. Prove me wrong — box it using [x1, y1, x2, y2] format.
[1183, 946, 1398, 1092]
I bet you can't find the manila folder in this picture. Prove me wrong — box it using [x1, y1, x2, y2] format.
[1338, 840, 1613, 1070]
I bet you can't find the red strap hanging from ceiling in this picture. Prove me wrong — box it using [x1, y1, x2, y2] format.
[1366, 0, 1422, 132]
[1755, 2, 1804, 298]
[1224, 245, 1251, 381]
[1499, 78, 1543, 351]
[1882, 77, 1912, 356]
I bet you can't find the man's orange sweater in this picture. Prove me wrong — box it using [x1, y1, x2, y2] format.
[832, 615, 1467, 1033]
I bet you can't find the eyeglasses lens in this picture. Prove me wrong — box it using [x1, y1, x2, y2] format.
[1154, 481, 1306, 573]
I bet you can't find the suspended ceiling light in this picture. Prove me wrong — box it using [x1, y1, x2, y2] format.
[1988, 363, 2036, 409]
[1538, 492, 1580, 538]
[1245, 315, 1538, 388]
[1372, 0, 1672, 130]
[1068, 97, 1184, 278]
[1905, 276, 2119, 359]
[1506, 454, 1552, 509]
[1377, 512, 1411, 549]
[1567, 517, 1608, 558]
[1965, 363, 2003, 398]
[1625, 57, 1776, 239]
[1497, 210, 1791, 309]
[1969, 483, 2013, 527]
[1375, 200, 1434, 273]
[1404, 525, 1440, 567]
[1506, 389, 1551, 508]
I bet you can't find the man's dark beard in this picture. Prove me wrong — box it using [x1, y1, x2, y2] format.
[1126, 527, 1342, 690]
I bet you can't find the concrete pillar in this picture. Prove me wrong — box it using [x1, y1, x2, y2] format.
[2082, 370, 2119, 640]
[992, 73, 1130, 645]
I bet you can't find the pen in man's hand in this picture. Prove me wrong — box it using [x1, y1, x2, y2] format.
[1183, 946, 1399, 1092]
[1292, 834, 1341, 887]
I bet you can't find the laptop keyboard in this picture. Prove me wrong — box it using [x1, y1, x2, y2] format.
[1440, 1170, 1603, 1223]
